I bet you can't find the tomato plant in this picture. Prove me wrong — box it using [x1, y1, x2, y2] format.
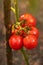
[4, 0, 39, 64]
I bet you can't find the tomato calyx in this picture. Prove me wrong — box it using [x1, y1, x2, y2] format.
[11, 21, 31, 36]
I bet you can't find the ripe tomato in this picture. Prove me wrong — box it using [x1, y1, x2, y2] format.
[11, 29, 18, 35]
[20, 30, 27, 37]
[23, 35, 38, 49]
[20, 13, 36, 27]
[12, 29, 15, 34]
[28, 27, 39, 38]
[9, 35, 23, 50]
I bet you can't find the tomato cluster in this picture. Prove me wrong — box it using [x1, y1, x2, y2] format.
[9, 13, 39, 50]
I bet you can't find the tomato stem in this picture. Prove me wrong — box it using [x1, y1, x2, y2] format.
[15, 0, 29, 65]
[21, 48, 29, 65]
[15, 0, 19, 22]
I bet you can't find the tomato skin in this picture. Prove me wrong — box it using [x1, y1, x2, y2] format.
[17, 29, 26, 36]
[28, 27, 39, 38]
[20, 14, 36, 27]
[23, 35, 38, 49]
[9, 35, 23, 50]
[11, 29, 18, 35]
[12, 30, 15, 34]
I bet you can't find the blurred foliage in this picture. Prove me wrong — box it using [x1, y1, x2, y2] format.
[11, 0, 40, 15]
[28, 0, 40, 14]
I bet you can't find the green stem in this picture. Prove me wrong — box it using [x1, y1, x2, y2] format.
[21, 48, 29, 65]
[15, 0, 19, 22]
[15, 0, 29, 65]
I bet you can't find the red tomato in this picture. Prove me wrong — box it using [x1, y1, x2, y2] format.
[20, 30, 27, 37]
[12, 29, 18, 35]
[23, 31, 27, 37]
[28, 27, 39, 38]
[12, 30, 15, 34]
[19, 30, 24, 36]
[20, 14, 36, 27]
[23, 35, 38, 49]
[9, 35, 23, 50]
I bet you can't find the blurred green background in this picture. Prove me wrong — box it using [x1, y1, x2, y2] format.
[0, 0, 43, 65]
